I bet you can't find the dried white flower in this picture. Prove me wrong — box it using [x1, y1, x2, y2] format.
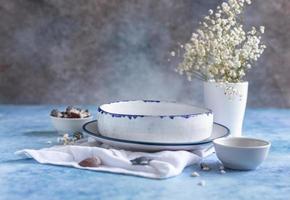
[260, 26, 265, 34]
[170, 51, 176, 57]
[57, 133, 80, 145]
[202, 166, 210, 171]
[209, 9, 213, 15]
[221, 2, 230, 12]
[176, 0, 266, 83]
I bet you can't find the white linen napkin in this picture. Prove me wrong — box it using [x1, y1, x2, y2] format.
[15, 139, 214, 179]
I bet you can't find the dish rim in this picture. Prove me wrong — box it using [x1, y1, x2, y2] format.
[213, 137, 271, 149]
[83, 120, 230, 146]
[97, 100, 212, 119]
[50, 115, 93, 121]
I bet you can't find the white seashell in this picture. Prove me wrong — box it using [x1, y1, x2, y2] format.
[191, 172, 200, 177]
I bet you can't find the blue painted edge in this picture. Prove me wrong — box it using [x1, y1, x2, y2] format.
[97, 100, 212, 120]
[82, 120, 230, 146]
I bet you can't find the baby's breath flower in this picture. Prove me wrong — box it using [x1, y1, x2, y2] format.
[229, 0, 236, 6]
[215, 13, 221, 18]
[222, 2, 230, 12]
[209, 9, 214, 15]
[205, 16, 210, 21]
[176, 0, 266, 83]
[260, 26, 265, 34]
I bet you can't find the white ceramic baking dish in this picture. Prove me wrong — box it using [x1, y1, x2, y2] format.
[97, 100, 213, 143]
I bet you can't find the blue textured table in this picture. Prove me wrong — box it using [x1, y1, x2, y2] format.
[0, 106, 289, 200]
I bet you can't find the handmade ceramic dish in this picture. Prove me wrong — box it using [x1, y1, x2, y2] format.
[83, 120, 230, 151]
[51, 116, 93, 134]
[213, 137, 271, 170]
[97, 100, 213, 143]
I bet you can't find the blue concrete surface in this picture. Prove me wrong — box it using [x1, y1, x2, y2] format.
[0, 106, 289, 200]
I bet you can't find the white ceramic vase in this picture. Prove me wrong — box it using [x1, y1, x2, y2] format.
[203, 81, 248, 137]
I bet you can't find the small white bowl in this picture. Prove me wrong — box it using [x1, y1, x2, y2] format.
[51, 116, 93, 134]
[213, 137, 271, 170]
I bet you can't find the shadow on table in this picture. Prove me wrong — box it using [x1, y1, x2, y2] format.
[0, 158, 34, 165]
[22, 131, 57, 137]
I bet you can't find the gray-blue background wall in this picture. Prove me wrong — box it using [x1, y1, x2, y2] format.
[0, 0, 289, 107]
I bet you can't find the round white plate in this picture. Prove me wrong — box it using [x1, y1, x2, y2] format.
[83, 120, 230, 151]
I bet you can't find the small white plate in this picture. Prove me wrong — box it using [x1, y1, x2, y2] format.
[83, 120, 230, 151]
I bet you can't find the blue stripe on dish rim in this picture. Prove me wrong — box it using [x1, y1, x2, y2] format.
[97, 100, 212, 119]
[82, 120, 230, 146]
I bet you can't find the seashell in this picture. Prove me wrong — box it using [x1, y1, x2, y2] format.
[79, 156, 102, 167]
[51, 106, 90, 119]
[51, 109, 62, 118]
[68, 108, 81, 118]
[66, 106, 73, 112]
[191, 171, 200, 177]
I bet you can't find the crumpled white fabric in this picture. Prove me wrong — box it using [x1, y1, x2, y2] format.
[16, 139, 214, 179]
